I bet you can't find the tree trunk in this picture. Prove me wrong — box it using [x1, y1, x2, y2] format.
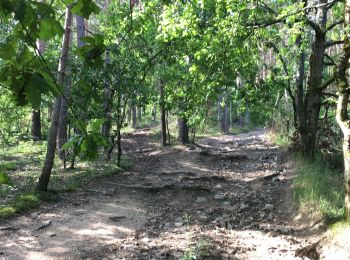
[31, 111, 41, 141]
[153, 105, 157, 121]
[132, 106, 137, 128]
[220, 92, 229, 133]
[245, 96, 250, 127]
[116, 127, 122, 166]
[217, 95, 222, 124]
[31, 38, 45, 141]
[36, 5, 73, 191]
[177, 117, 189, 144]
[160, 83, 167, 146]
[297, 0, 328, 156]
[76, 15, 85, 48]
[127, 107, 131, 124]
[335, 0, 350, 220]
[57, 18, 73, 166]
[137, 106, 142, 125]
[101, 0, 112, 136]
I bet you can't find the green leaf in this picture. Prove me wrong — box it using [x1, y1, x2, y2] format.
[14, 0, 26, 21]
[25, 74, 42, 109]
[0, 38, 16, 60]
[88, 118, 105, 133]
[16, 45, 35, 66]
[71, 0, 100, 19]
[38, 18, 64, 40]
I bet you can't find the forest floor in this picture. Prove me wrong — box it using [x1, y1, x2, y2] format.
[0, 128, 349, 259]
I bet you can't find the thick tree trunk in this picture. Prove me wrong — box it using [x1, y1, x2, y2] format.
[336, 0, 350, 220]
[36, 5, 73, 191]
[160, 83, 167, 147]
[295, 35, 307, 143]
[177, 117, 189, 144]
[31, 111, 41, 141]
[296, 0, 328, 156]
[342, 133, 350, 220]
[76, 15, 85, 48]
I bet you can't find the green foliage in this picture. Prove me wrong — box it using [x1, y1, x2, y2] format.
[0, 172, 13, 186]
[0, 191, 59, 219]
[181, 239, 212, 260]
[293, 155, 345, 219]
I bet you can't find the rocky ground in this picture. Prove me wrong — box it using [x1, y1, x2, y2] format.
[0, 129, 343, 259]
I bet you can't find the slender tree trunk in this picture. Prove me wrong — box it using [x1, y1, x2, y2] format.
[160, 83, 167, 146]
[36, 5, 73, 191]
[137, 106, 142, 125]
[153, 104, 157, 121]
[116, 127, 122, 165]
[220, 91, 229, 133]
[57, 84, 69, 164]
[177, 117, 189, 144]
[217, 95, 222, 124]
[132, 106, 137, 128]
[31, 39, 45, 141]
[57, 30, 73, 166]
[127, 107, 131, 124]
[101, 0, 112, 137]
[166, 110, 170, 144]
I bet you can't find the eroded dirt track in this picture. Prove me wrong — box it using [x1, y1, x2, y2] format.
[0, 129, 322, 259]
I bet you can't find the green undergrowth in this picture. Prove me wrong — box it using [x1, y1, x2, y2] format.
[293, 154, 345, 220]
[268, 130, 291, 148]
[0, 191, 59, 219]
[0, 139, 132, 219]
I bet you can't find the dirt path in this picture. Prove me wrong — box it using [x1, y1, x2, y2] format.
[0, 129, 324, 259]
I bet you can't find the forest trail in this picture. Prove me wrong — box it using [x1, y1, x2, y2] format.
[0, 129, 326, 259]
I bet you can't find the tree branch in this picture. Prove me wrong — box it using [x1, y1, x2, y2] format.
[321, 77, 336, 89]
[325, 40, 345, 48]
[326, 19, 344, 31]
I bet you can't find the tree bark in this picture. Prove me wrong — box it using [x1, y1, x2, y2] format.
[335, 0, 350, 220]
[296, 0, 328, 156]
[31, 39, 45, 141]
[36, 5, 73, 191]
[101, 1, 113, 138]
[76, 15, 85, 48]
[31, 111, 41, 141]
[177, 117, 189, 144]
[221, 91, 229, 133]
[132, 106, 137, 128]
[137, 106, 142, 124]
[160, 83, 167, 146]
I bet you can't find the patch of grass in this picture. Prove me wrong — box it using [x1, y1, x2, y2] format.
[330, 220, 350, 232]
[293, 155, 345, 219]
[268, 130, 290, 147]
[0, 191, 59, 219]
[0, 162, 17, 171]
[181, 239, 212, 260]
[0, 172, 13, 186]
